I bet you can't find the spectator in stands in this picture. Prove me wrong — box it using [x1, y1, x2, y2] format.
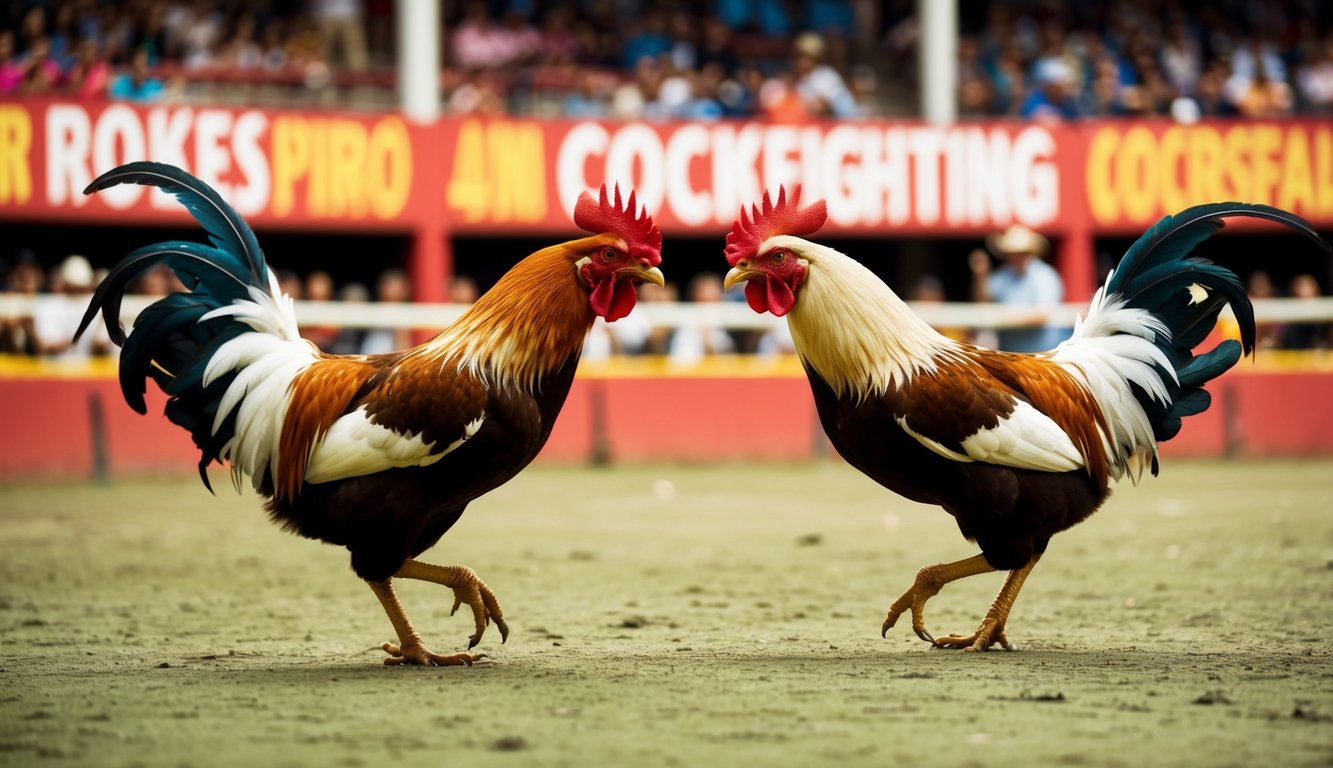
[1087, 44, 1127, 116]
[276, 269, 303, 300]
[498, 10, 542, 69]
[760, 69, 810, 122]
[621, 9, 671, 69]
[313, 0, 368, 71]
[667, 10, 699, 72]
[130, 264, 184, 296]
[1191, 59, 1240, 117]
[1161, 15, 1204, 98]
[449, 68, 506, 115]
[65, 38, 110, 98]
[717, 0, 794, 36]
[803, 0, 855, 43]
[133, 2, 171, 65]
[361, 269, 411, 355]
[1228, 35, 1288, 101]
[329, 281, 370, 356]
[561, 66, 610, 118]
[284, 16, 330, 73]
[755, 320, 795, 358]
[696, 16, 738, 76]
[1020, 58, 1083, 121]
[259, 20, 289, 70]
[16, 5, 47, 52]
[1246, 270, 1282, 349]
[447, 276, 478, 306]
[1124, 50, 1179, 117]
[168, 0, 224, 71]
[1234, 54, 1294, 117]
[300, 270, 339, 351]
[653, 63, 724, 121]
[1296, 37, 1333, 113]
[0, 30, 23, 93]
[668, 273, 735, 366]
[452, 3, 506, 71]
[639, 280, 678, 356]
[607, 288, 654, 356]
[109, 46, 164, 102]
[18, 36, 63, 94]
[582, 318, 615, 361]
[219, 11, 263, 70]
[32, 255, 111, 361]
[716, 62, 763, 117]
[0, 251, 43, 356]
[911, 274, 968, 343]
[1281, 274, 1332, 350]
[537, 5, 581, 65]
[48, 2, 77, 68]
[958, 35, 996, 116]
[791, 31, 858, 118]
[969, 225, 1067, 353]
[610, 56, 661, 120]
[988, 43, 1027, 117]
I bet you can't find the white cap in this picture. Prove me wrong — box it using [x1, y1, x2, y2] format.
[60, 255, 94, 287]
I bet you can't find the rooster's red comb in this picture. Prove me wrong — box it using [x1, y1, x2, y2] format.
[574, 184, 662, 266]
[724, 185, 828, 266]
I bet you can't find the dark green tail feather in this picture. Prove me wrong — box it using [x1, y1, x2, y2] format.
[1107, 203, 1328, 451]
[75, 162, 276, 489]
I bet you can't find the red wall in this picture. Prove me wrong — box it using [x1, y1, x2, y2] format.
[1, 370, 1329, 482]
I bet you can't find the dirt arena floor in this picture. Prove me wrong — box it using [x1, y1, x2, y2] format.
[2, 460, 1331, 767]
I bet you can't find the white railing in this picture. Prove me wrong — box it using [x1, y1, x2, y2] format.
[3, 294, 1333, 332]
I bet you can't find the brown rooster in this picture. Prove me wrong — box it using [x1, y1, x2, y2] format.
[76, 162, 664, 666]
[724, 186, 1327, 651]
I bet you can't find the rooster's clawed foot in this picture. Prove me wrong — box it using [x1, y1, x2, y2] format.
[381, 641, 487, 667]
[445, 566, 511, 649]
[932, 618, 1013, 652]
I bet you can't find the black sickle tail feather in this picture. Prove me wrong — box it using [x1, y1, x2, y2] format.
[75, 162, 277, 490]
[1105, 202, 1330, 450]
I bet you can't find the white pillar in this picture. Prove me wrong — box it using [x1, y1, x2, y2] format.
[918, 0, 957, 125]
[397, 0, 440, 122]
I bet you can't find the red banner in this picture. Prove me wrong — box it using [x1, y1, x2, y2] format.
[0, 98, 432, 230]
[3, 101, 1332, 238]
[439, 118, 1068, 235]
[1081, 120, 1333, 234]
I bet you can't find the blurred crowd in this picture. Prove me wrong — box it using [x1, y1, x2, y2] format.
[953, 1, 1333, 120]
[3, 1, 1331, 119]
[0, 0, 383, 102]
[0, 0, 874, 118]
[4, 250, 1332, 363]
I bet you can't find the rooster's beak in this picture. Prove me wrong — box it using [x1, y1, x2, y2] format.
[724, 266, 760, 291]
[623, 265, 666, 286]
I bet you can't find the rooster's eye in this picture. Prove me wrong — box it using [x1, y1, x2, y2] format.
[771, 251, 786, 263]
[602, 248, 618, 262]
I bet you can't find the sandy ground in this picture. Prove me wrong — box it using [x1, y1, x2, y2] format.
[1, 460, 1331, 768]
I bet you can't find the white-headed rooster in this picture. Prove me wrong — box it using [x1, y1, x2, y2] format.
[76, 162, 664, 666]
[724, 186, 1328, 651]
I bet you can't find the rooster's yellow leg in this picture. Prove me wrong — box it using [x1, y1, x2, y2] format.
[394, 560, 509, 648]
[368, 579, 484, 667]
[882, 554, 996, 644]
[935, 554, 1042, 652]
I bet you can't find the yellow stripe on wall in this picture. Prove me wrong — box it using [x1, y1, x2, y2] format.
[3, 352, 1333, 381]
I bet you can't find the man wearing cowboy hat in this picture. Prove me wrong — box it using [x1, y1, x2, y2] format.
[33, 254, 112, 361]
[969, 224, 1068, 353]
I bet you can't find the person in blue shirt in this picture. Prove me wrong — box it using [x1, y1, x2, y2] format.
[1020, 58, 1083, 120]
[108, 47, 163, 103]
[969, 224, 1069, 353]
